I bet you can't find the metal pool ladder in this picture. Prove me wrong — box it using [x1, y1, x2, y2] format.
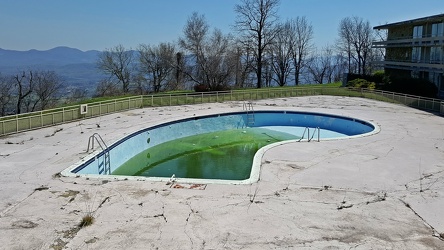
[243, 101, 255, 127]
[298, 127, 320, 142]
[87, 133, 111, 175]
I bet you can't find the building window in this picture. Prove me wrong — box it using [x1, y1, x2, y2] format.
[438, 74, 444, 91]
[432, 22, 444, 37]
[430, 46, 443, 63]
[412, 47, 422, 62]
[413, 25, 423, 38]
[431, 72, 444, 90]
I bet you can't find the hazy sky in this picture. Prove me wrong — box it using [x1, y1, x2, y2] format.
[1, 0, 442, 51]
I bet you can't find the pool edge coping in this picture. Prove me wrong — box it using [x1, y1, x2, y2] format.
[60, 111, 381, 185]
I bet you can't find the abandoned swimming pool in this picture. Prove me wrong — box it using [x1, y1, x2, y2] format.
[61, 110, 379, 184]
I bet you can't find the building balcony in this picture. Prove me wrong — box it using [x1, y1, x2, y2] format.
[373, 36, 444, 48]
[373, 60, 444, 72]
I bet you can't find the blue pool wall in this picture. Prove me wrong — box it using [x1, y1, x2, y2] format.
[72, 111, 375, 175]
[253, 111, 373, 136]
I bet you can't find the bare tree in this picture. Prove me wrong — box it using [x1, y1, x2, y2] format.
[67, 87, 88, 103]
[179, 12, 208, 88]
[337, 17, 374, 75]
[179, 12, 234, 90]
[232, 42, 255, 88]
[307, 47, 335, 84]
[95, 79, 119, 97]
[337, 18, 354, 73]
[262, 55, 273, 87]
[332, 52, 348, 82]
[138, 42, 176, 93]
[373, 28, 387, 59]
[0, 74, 13, 116]
[269, 21, 293, 86]
[33, 71, 63, 110]
[290, 17, 314, 85]
[323, 47, 337, 84]
[235, 0, 280, 88]
[97, 44, 134, 93]
[13, 71, 35, 114]
[173, 52, 186, 90]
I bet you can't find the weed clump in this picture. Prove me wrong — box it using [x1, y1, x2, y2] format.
[79, 214, 94, 228]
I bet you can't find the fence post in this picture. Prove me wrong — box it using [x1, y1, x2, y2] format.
[441, 101, 444, 115]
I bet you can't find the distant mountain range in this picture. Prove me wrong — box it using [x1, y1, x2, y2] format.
[0, 46, 106, 95]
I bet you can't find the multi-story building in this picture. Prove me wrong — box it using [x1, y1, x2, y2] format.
[373, 14, 444, 96]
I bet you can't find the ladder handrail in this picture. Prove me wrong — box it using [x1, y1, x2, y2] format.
[87, 132, 109, 152]
[308, 127, 320, 142]
[243, 101, 255, 126]
[298, 127, 320, 142]
[87, 133, 111, 175]
[242, 101, 254, 111]
[298, 127, 309, 142]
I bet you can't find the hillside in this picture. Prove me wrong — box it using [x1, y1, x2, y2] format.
[0, 46, 105, 95]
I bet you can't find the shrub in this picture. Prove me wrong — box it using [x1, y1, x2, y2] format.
[344, 73, 384, 88]
[347, 78, 376, 89]
[194, 84, 210, 92]
[194, 84, 231, 92]
[372, 70, 385, 84]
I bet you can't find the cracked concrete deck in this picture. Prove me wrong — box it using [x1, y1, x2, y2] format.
[0, 96, 443, 249]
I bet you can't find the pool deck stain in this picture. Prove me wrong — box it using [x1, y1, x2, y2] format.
[1, 96, 444, 249]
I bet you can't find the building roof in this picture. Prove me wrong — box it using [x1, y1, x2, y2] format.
[374, 13, 444, 29]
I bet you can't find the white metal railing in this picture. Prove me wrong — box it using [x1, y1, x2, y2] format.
[1, 87, 442, 137]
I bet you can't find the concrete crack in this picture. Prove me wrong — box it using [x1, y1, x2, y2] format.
[184, 201, 195, 248]
[398, 198, 444, 241]
[153, 205, 167, 223]
[364, 192, 387, 205]
[0, 186, 46, 217]
[96, 196, 110, 210]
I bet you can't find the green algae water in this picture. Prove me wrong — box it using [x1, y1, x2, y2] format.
[112, 128, 299, 180]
